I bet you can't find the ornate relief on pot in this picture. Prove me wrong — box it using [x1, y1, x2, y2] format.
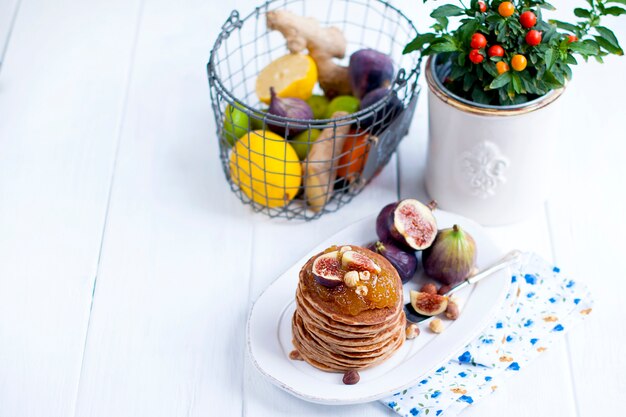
[458, 141, 509, 198]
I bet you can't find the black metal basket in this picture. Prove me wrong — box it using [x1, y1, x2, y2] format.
[208, 0, 421, 220]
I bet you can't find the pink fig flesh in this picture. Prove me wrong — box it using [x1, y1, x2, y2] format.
[410, 290, 448, 316]
[312, 251, 344, 287]
[341, 250, 381, 273]
[391, 199, 437, 250]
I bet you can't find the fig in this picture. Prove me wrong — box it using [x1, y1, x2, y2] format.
[376, 199, 438, 251]
[410, 290, 448, 316]
[357, 87, 403, 132]
[367, 240, 417, 284]
[341, 250, 381, 274]
[349, 49, 394, 99]
[422, 224, 477, 285]
[312, 250, 344, 287]
[267, 87, 314, 137]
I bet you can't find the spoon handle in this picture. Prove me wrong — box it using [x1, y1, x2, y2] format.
[445, 250, 522, 296]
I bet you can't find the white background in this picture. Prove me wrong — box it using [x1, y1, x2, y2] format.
[0, 0, 624, 416]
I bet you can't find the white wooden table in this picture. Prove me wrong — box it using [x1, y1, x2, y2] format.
[1, 1, 624, 416]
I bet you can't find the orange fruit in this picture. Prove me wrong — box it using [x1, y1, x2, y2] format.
[496, 61, 510, 74]
[498, 1, 515, 17]
[255, 54, 318, 104]
[511, 54, 527, 71]
[337, 132, 371, 179]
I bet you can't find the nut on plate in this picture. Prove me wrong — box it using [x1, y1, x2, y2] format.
[429, 318, 444, 333]
[289, 350, 303, 361]
[420, 283, 437, 295]
[342, 370, 360, 385]
[405, 323, 420, 340]
[445, 301, 460, 320]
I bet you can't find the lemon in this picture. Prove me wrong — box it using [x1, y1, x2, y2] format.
[229, 130, 302, 208]
[256, 54, 318, 104]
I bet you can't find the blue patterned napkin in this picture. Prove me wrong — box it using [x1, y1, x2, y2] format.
[381, 252, 593, 417]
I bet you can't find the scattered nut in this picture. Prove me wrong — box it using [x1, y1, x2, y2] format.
[339, 245, 352, 254]
[342, 370, 360, 385]
[289, 350, 303, 361]
[359, 270, 371, 281]
[429, 318, 444, 333]
[420, 283, 437, 294]
[445, 301, 460, 320]
[438, 284, 452, 295]
[355, 285, 368, 297]
[344, 271, 360, 287]
[405, 323, 420, 340]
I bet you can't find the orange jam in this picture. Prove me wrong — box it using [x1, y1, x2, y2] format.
[306, 247, 399, 316]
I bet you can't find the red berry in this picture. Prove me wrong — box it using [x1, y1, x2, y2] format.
[478, 1, 487, 12]
[520, 11, 537, 29]
[470, 33, 487, 49]
[525, 30, 542, 46]
[567, 34, 578, 43]
[469, 49, 484, 64]
[488, 45, 505, 57]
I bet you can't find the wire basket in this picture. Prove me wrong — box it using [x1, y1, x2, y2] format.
[208, 0, 421, 220]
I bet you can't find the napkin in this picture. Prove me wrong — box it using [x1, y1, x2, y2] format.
[381, 252, 593, 417]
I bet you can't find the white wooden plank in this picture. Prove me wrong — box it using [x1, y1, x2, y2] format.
[0, 1, 143, 416]
[544, 23, 626, 416]
[71, 1, 257, 416]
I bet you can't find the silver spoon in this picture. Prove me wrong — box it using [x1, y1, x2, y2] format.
[404, 250, 522, 323]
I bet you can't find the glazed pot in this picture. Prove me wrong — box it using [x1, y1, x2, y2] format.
[424, 55, 564, 226]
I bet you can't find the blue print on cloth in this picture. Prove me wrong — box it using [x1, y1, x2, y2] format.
[507, 362, 520, 371]
[524, 319, 533, 327]
[458, 351, 472, 363]
[574, 298, 581, 304]
[420, 379, 428, 385]
[436, 366, 446, 373]
[485, 376, 492, 381]
[553, 324, 564, 332]
[431, 391, 442, 399]
[436, 411, 443, 416]
[459, 395, 474, 404]
[511, 275, 517, 283]
[458, 372, 468, 378]
[410, 407, 419, 416]
[506, 335, 513, 342]
[566, 280, 575, 288]
[530, 338, 539, 345]
[482, 338, 494, 344]
[388, 401, 397, 409]
[527, 292, 536, 298]
[524, 274, 537, 284]
[553, 266, 560, 273]
[549, 297, 557, 303]
[496, 322, 503, 329]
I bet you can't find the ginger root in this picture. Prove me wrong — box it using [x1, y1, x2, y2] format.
[304, 111, 351, 211]
[266, 10, 352, 98]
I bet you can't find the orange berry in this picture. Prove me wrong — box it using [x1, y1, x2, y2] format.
[498, 1, 515, 17]
[496, 61, 510, 74]
[511, 54, 527, 71]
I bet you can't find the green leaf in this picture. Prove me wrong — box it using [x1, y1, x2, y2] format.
[540, 2, 556, 10]
[403, 33, 437, 54]
[565, 53, 578, 65]
[595, 36, 624, 55]
[544, 48, 557, 69]
[574, 8, 592, 17]
[429, 41, 460, 52]
[602, 6, 626, 15]
[431, 4, 465, 18]
[542, 70, 564, 88]
[511, 73, 524, 94]
[607, 0, 626, 4]
[472, 87, 492, 104]
[489, 72, 512, 89]
[595, 26, 624, 52]
[549, 20, 579, 33]
[569, 39, 600, 55]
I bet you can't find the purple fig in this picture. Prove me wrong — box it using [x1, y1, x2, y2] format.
[368, 240, 417, 284]
[422, 224, 477, 285]
[357, 87, 403, 132]
[349, 49, 394, 99]
[267, 87, 314, 137]
[311, 250, 344, 287]
[376, 199, 438, 251]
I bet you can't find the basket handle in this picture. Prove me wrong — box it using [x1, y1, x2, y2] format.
[221, 10, 242, 34]
[393, 68, 407, 88]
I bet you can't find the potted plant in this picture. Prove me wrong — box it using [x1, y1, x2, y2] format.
[404, 0, 624, 225]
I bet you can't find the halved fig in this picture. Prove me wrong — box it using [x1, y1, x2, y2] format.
[341, 250, 381, 273]
[377, 199, 437, 251]
[312, 251, 344, 287]
[409, 290, 448, 316]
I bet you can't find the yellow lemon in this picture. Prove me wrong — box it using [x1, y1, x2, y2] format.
[255, 54, 317, 104]
[229, 130, 302, 208]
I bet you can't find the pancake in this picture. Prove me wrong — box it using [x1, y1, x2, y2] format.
[290, 245, 407, 373]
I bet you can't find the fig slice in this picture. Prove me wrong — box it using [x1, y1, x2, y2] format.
[312, 251, 344, 287]
[410, 290, 448, 316]
[341, 250, 381, 273]
[391, 199, 437, 251]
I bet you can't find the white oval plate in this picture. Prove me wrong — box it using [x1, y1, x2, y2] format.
[247, 210, 509, 405]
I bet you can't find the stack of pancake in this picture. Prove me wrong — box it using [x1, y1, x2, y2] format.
[292, 247, 406, 372]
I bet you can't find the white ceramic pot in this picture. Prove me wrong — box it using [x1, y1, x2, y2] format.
[424, 56, 564, 226]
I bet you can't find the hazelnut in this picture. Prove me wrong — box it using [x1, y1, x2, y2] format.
[359, 270, 371, 281]
[445, 302, 460, 320]
[438, 284, 452, 295]
[355, 285, 368, 296]
[429, 318, 444, 333]
[421, 283, 437, 295]
[289, 350, 303, 361]
[339, 245, 352, 254]
[406, 323, 420, 340]
[344, 271, 360, 287]
[342, 370, 360, 385]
